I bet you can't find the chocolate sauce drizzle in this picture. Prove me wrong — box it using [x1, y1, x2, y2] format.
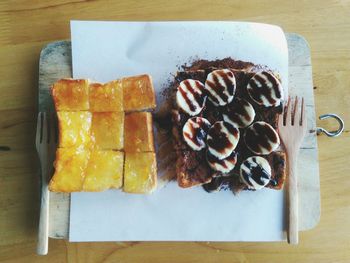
[207, 150, 237, 171]
[223, 98, 254, 128]
[205, 70, 236, 105]
[245, 122, 279, 154]
[203, 176, 233, 193]
[207, 121, 239, 155]
[183, 117, 211, 148]
[241, 157, 271, 187]
[248, 71, 281, 105]
[178, 79, 206, 114]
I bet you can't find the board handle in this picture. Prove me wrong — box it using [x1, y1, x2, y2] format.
[316, 113, 344, 137]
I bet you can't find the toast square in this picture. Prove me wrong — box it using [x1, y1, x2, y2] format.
[89, 80, 123, 112]
[124, 152, 157, 194]
[124, 112, 154, 152]
[49, 147, 89, 192]
[91, 112, 124, 150]
[122, 74, 156, 112]
[57, 111, 92, 148]
[51, 79, 89, 111]
[83, 150, 124, 191]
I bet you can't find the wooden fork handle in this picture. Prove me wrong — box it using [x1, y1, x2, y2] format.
[37, 184, 49, 255]
[287, 149, 299, 245]
[37, 160, 50, 255]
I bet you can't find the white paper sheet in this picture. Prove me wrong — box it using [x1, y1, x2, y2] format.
[70, 21, 288, 242]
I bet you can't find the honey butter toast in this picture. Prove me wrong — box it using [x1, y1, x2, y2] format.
[49, 76, 157, 194]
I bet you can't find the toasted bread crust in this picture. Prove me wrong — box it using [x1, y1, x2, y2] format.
[51, 78, 89, 111]
[122, 74, 156, 112]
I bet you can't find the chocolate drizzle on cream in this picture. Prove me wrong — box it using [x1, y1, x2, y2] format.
[207, 150, 237, 173]
[240, 156, 272, 190]
[247, 71, 283, 107]
[244, 121, 280, 155]
[207, 121, 240, 160]
[222, 98, 255, 128]
[176, 79, 206, 116]
[182, 117, 211, 151]
[205, 69, 236, 106]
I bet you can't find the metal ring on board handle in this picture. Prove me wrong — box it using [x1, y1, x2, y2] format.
[316, 113, 344, 137]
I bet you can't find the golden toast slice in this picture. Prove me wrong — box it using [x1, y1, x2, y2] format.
[124, 112, 154, 152]
[49, 147, 89, 192]
[91, 112, 124, 150]
[83, 150, 124, 191]
[51, 79, 89, 111]
[50, 75, 158, 194]
[122, 74, 156, 112]
[124, 152, 157, 194]
[57, 111, 92, 148]
[89, 80, 123, 112]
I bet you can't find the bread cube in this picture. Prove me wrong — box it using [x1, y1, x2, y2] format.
[124, 112, 154, 152]
[57, 111, 92, 148]
[122, 74, 156, 112]
[89, 80, 123, 112]
[49, 147, 89, 192]
[124, 152, 157, 194]
[91, 112, 124, 150]
[51, 79, 89, 111]
[83, 150, 124, 191]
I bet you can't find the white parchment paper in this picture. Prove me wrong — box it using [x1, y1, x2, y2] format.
[70, 21, 288, 242]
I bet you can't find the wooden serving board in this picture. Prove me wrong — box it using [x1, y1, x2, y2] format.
[38, 33, 320, 240]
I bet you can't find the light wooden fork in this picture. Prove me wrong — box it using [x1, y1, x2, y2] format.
[35, 112, 57, 255]
[278, 96, 307, 245]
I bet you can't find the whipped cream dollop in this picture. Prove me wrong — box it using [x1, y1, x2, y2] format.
[240, 156, 272, 190]
[222, 98, 256, 128]
[176, 79, 206, 116]
[207, 121, 240, 160]
[182, 117, 211, 151]
[205, 69, 236, 106]
[206, 150, 237, 173]
[247, 71, 283, 107]
[244, 121, 280, 155]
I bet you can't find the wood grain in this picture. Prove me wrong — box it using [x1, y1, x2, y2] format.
[0, 0, 349, 262]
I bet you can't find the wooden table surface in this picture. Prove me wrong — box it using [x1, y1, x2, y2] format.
[0, 1, 349, 262]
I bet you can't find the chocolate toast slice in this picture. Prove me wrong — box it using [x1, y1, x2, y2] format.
[170, 58, 286, 192]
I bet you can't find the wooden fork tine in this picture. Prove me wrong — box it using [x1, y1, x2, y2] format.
[293, 97, 299, 126]
[285, 96, 292, 126]
[52, 112, 58, 144]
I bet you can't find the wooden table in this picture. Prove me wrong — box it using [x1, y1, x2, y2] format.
[0, 1, 349, 262]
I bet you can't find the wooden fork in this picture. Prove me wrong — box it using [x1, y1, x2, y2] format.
[35, 112, 57, 255]
[278, 96, 307, 245]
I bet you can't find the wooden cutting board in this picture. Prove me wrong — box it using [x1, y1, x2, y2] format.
[38, 33, 320, 240]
